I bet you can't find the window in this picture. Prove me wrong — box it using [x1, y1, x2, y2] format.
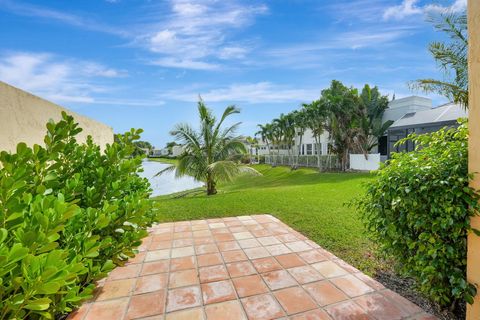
[306, 144, 313, 155]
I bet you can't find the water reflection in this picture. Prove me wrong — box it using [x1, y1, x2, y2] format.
[140, 160, 203, 197]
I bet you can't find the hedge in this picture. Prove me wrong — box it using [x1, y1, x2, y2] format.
[0, 112, 155, 319]
[356, 119, 479, 308]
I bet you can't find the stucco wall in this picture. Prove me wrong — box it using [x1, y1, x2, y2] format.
[0, 81, 113, 153]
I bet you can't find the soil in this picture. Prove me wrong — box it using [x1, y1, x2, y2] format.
[374, 271, 465, 320]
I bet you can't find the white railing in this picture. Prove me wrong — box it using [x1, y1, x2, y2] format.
[264, 154, 341, 171]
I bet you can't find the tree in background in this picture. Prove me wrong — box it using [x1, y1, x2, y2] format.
[159, 99, 259, 195]
[356, 84, 393, 158]
[165, 141, 179, 155]
[302, 100, 328, 171]
[322, 80, 361, 171]
[412, 12, 468, 108]
[132, 140, 153, 156]
[256, 123, 273, 155]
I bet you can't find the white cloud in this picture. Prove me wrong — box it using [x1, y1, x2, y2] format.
[0, 52, 125, 104]
[161, 82, 319, 104]
[0, 0, 127, 36]
[383, 0, 466, 20]
[139, 0, 267, 69]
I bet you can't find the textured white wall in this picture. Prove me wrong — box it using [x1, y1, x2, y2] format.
[0, 81, 113, 153]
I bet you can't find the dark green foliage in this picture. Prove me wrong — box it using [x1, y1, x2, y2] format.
[356, 120, 479, 307]
[0, 112, 154, 319]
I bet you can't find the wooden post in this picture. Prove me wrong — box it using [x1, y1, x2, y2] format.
[467, 1, 480, 318]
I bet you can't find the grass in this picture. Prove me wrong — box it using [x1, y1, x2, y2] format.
[152, 164, 383, 274]
[147, 157, 178, 165]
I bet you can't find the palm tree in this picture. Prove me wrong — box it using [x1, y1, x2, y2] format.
[356, 84, 393, 158]
[411, 12, 468, 108]
[256, 123, 273, 155]
[159, 99, 259, 195]
[322, 80, 360, 171]
[302, 100, 328, 171]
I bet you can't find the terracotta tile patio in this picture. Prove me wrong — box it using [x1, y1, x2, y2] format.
[69, 214, 437, 320]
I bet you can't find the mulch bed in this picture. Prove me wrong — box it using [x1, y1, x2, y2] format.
[374, 271, 465, 320]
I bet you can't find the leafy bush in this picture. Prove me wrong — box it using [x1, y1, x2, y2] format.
[356, 119, 479, 308]
[0, 112, 154, 319]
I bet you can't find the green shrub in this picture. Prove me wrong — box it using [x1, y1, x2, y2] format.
[356, 119, 479, 308]
[0, 112, 154, 319]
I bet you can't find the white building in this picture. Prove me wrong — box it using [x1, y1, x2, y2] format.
[254, 96, 467, 169]
[171, 145, 184, 157]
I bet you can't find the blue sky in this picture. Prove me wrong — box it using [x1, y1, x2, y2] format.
[0, 0, 466, 148]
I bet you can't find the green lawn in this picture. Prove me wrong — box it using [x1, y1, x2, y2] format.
[152, 164, 381, 274]
[147, 157, 178, 165]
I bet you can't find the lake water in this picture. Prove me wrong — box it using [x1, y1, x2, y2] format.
[140, 160, 203, 197]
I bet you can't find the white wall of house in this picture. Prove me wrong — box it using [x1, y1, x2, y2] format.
[350, 153, 381, 171]
[171, 145, 184, 157]
[382, 96, 432, 123]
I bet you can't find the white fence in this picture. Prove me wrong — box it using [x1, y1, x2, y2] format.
[264, 154, 342, 171]
[349, 153, 381, 171]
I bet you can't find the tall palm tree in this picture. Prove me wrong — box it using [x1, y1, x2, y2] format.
[159, 100, 259, 195]
[356, 84, 393, 158]
[302, 100, 328, 171]
[256, 123, 273, 154]
[411, 12, 468, 108]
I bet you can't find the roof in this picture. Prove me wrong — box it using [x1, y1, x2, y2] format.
[389, 103, 467, 129]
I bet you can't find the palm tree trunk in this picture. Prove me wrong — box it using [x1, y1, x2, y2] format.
[315, 136, 322, 172]
[206, 174, 217, 195]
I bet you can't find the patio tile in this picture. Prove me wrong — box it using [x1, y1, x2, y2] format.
[205, 300, 247, 320]
[241, 294, 285, 320]
[232, 274, 269, 297]
[238, 238, 261, 249]
[287, 265, 324, 284]
[244, 247, 270, 259]
[274, 286, 317, 315]
[166, 285, 202, 312]
[257, 236, 281, 246]
[107, 264, 141, 281]
[170, 256, 196, 271]
[145, 249, 170, 262]
[197, 253, 223, 267]
[304, 281, 349, 306]
[73, 215, 434, 320]
[194, 237, 215, 245]
[141, 260, 169, 276]
[299, 250, 328, 264]
[381, 289, 424, 315]
[324, 300, 370, 320]
[195, 244, 218, 255]
[201, 280, 237, 304]
[286, 241, 313, 252]
[261, 270, 297, 290]
[209, 222, 226, 229]
[312, 261, 348, 278]
[251, 257, 282, 273]
[330, 275, 374, 297]
[135, 273, 168, 294]
[125, 290, 166, 319]
[171, 246, 195, 258]
[84, 298, 129, 320]
[290, 309, 332, 320]
[96, 279, 135, 301]
[193, 230, 212, 238]
[354, 293, 408, 320]
[173, 239, 194, 248]
[227, 261, 257, 278]
[199, 265, 229, 283]
[169, 269, 199, 288]
[165, 307, 205, 320]
[222, 249, 248, 262]
[264, 243, 292, 256]
[218, 241, 241, 252]
[276, 253, 306, 268]
[213, 233, 235, 242]
[233, 231, 254, 240]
